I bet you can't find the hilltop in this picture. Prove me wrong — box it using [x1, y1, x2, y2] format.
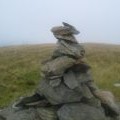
[0, 43, 120, 108]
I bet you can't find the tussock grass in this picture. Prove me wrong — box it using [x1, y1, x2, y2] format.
[0, 43, 120, 108]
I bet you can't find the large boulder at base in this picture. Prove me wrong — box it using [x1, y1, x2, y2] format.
[0, 106, 57, 120]
[0, 103, 119, 120]
[57, 103, 120, 120]
[58, 103, 105, 120]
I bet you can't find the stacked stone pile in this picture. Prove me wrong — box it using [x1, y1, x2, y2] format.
[0, 23, 119, 120]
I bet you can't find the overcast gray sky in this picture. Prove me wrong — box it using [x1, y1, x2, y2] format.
[0, 0, 120, 46]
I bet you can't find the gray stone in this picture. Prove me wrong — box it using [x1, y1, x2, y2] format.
[0, 23, 119, 120]
[36, 78, 83, 105]
[1, 103, 119, 120]
[58, 103, 107, 120]
[52, 40, 85, 59]
[64, 70, 78, 89]
[51, 22, 80, 43]
[36, 64, 96, 105]
[41, 56, 76, 78]
[0, 106, 57, 120]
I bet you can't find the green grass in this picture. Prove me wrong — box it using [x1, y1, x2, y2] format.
[0, 43, 120, 108]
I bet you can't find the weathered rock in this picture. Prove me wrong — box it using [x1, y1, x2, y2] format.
[0, 105, 57, 120]
[0, 102, 119, 120]
[0, 106, 39, 120]
[0, 103, 120, 120]
[57, 103, 119, 120]
[0, 23, 119, 120]
[58, 103, 105, 120]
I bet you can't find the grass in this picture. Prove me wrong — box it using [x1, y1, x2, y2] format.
[0, 43, 120, 108]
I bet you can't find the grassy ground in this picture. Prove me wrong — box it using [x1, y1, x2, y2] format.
[0, 43, 120, 108]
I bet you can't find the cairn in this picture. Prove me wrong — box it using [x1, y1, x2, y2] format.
[0, 23, 119, 120]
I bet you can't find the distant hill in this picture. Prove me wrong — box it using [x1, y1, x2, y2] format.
[0, 43, 120, 108]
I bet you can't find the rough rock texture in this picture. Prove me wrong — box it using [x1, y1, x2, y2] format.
[58, 103, 120, 120]
[58, 103, 106, 120]
[0, 103, 119, 120]
[0, 106, 57, 120]
[0, 23, 119, 120]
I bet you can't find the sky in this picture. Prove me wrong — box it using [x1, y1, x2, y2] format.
[0, 0, 120, 46]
